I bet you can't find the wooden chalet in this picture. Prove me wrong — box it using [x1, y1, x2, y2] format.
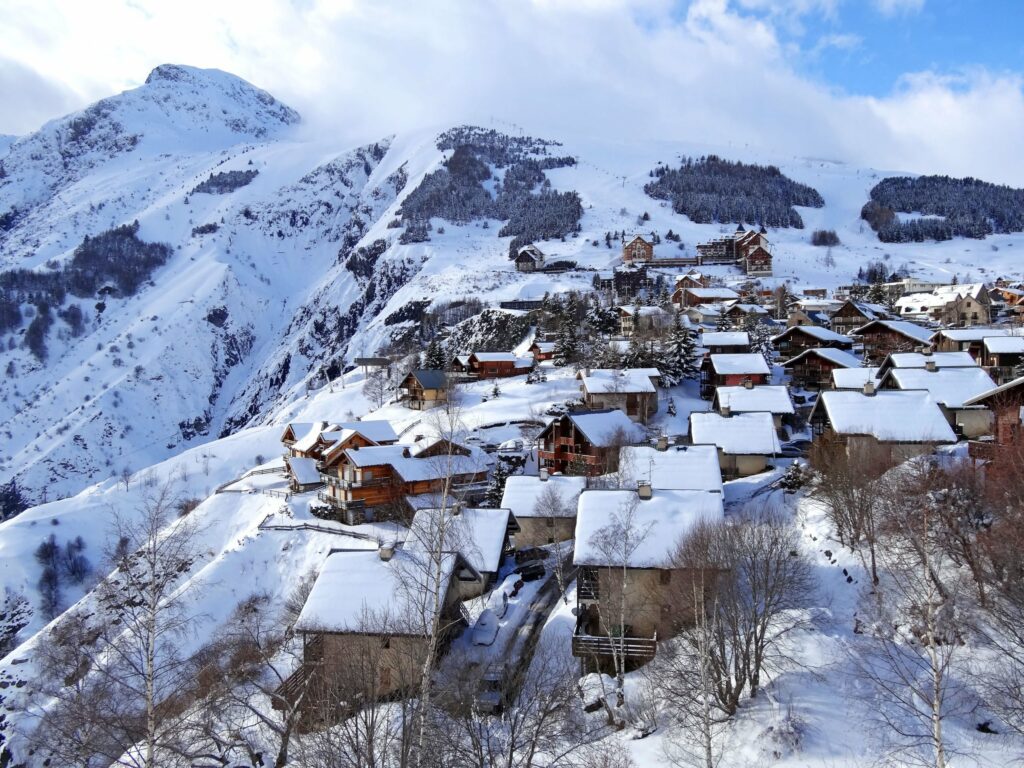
[676, 286, 740, 308]
[572, 487, 725, 671]
[829, 299, 883, 337]
[528, 340, 555, 361]
[782, 347, 863, 390]
[500, 473, 586, 547]
[317, 438, 489, 525]
[981, 336, 1024, 384]
[689, 411, 780, 478]
[964, 376, 1024, 462]
[514, 244, 545, 272]
[930, 328, 1009, 359]
[809, 386, 957, 471]
[467, 352, 534, 379]
[577, 368, 661, 423]
[743, 245, 773, 276]
[786, 308, 831, 328]
[618, 305, 671, 336]
[852, 319, 933, 364]
[622, 235, 655, 264]
[537, 410, 646, 476]
[699, 331, 750, 355]
[285, 547, 473, 712]
[676, 270, 710, 290]
[771, 325, 853, 359]
[398, 370, 449, 409]
[699, 353, 770, 399]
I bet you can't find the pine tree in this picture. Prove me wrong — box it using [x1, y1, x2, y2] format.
[715, 310, 732, 331]
[423, 338, 447, 370]
[482, 461, 512, 507]
[748, 319, 775, 368]
[660, 311, 694, 385]
[491, 380, 501, 399]
[554, 306, 581, 368]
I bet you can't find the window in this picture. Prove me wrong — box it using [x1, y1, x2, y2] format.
[659, 570, 672, 585]
[547, 537, 555, 544]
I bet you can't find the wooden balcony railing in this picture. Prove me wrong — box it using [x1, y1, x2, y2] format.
[571, 626, 657, 661]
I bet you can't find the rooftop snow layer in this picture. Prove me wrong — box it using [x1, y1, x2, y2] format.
[700, 331, 749, 347]
[832, 366, 881, 389]
[714, 385, 795, 415]
[772, 325, 852, 344]
[709, 353, 771, 376]
[565, 410, 648, 447]
[500, 474, 586, 518]
[286, 456, 321, 485]
[690, 411, 781, 455]
[782, 347, 862, 368]
[574, 489, 724, 568]
[815, 390, 957, 442]
[884, 367, 997, 408]
[618, 445, 723, 492]
[983, 336, 1024, 354]
[579, 368, 659, 394]
[407, 507, 512, 574]
[294, 549, 456, 635]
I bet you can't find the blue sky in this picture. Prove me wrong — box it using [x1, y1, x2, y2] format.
[771, 0, 1024, 96]
[1, 0, 1023, 183]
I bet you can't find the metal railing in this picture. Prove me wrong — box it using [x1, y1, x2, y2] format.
[571, 627, 657, 660]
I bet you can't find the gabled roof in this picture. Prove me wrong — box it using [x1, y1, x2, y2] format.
[294, 549, 460, 635]
[832, 366, 881, 390]
[689, 411, 781, 455]
[983, 336, 1024, 355]
[684, 287, 741, 300]
[500, 474, 587, 519]
[852, 319, 933, 345]
[407, 507, 513, 574]
[574, 489, 725, 568]
[530, 341, 556, 353]
[579, 368, 659, 394]
[782, 347, 862, 369]
[559, 410, 648, 447]
[281, 421, 323, 444]
[811, 390, 957, 443]
[931, 327, 1009, 344]
[708, 353, 770, 376]
[617, 445, 723, 492]
[963, 375, 1024, 407]
[877, 351, 977, 377]
[714, 385, 795, 415]
[771, 325, 852, 345]
[881, 366, 997, 409]
[285, 456, 321, 486]
[831, 299, 879, 320]
[408, 369, 448, 389]
[700, 331, 749, 347]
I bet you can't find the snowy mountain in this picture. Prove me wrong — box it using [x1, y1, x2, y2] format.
[2, 64, 1022, 510]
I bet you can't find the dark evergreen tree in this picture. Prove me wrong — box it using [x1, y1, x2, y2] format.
[482, 460, 512, 507]
[422, 338, 447, 370]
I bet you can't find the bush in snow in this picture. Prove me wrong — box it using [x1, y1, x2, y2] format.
[191, 169, 259, 195]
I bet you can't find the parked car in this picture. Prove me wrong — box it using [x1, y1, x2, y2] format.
[487, 590, 509, 619]
[472, 609, 499, 646]
[514, 561, 545, 582]
[514, 546, 550, 564]
[779, 439, 812, 458]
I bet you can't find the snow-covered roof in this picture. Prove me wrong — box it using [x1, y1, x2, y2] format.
[728, 303, 769, 315]
[709, 353, 770, 376]
[531, 341, 556, 353]
[714, 385, 795, 415]
[579, 368, 659, 394]
[963, 375, 1024, 406]
[618, 445, 723, 492]
[409, 370, 448, 389]
[983, 336, 1024, 355]
[286, 456, 321, 486]
[881, 351, 977, 372]
[574, 489, 724, 568]
[619, 305, 670, 317]
[343, 443, 487, 482]
[932, 328, 1009, 343]
[832, 366, 881, 390]
[564, 410, 648, 447]
[689, 412, 781, 455]
[853, 319, 933, 344]
[406, 507, 511, 574]
[700, 331, 749, 347]
[685, 287, 740, 300]
[813, 390, 957, 443]
[782, 347, 862, 369]
[500, 474, 586, 518]
[282, 421, 323, 444]
[294, 549, 457, 635]
[291, 422, 332, 453]
[471, 352, 523, 363]
[933, 282, 985, 299]
[771, 326, 852, 345]
[883, 367, 997, 409]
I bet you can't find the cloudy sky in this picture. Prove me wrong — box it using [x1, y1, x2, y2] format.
[2, 0, 1023, 183]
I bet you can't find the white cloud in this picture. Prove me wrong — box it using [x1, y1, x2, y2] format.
[873, 0, 925, 16]
[0, 0, 1020, 185]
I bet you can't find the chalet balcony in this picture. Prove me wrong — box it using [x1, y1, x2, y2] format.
[571, 624, 657, 661]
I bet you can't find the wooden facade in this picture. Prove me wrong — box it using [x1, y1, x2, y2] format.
[783, 349, 857, 390]
[537, 414, 619, 476]
[772, 326, 853, 359]
[467, 353, 534, 379]
[398, 370, 449, 410]
[829, 300, 877, 337]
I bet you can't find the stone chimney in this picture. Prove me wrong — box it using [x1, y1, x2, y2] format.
[638, 481, 653, 500]
[378, 542, 396, 561]
[863, 380, 876, 396]
[721, 403, 732, 417]
[743, 379, 754, 389]
[924, 360, 938, 372]
[539, 467, 549, 481]
[656, 435, 669, 452]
